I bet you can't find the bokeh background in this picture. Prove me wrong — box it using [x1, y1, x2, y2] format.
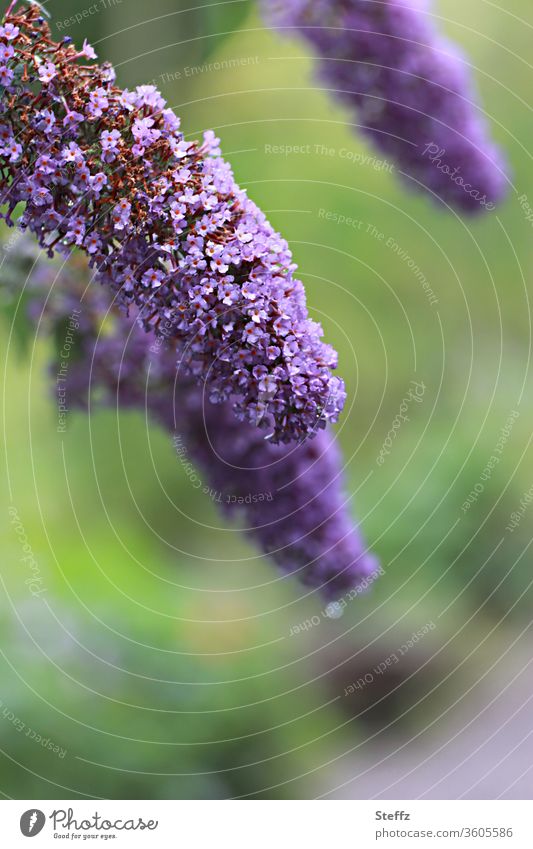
[1, 0, 532, 799]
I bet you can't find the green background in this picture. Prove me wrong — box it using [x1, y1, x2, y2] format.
[0, 0, 532, 798]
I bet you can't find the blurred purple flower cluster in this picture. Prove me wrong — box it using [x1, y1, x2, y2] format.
[263, 0, 508, 212]
[0, 4, 345, 444]
[22, 249, 379, 599]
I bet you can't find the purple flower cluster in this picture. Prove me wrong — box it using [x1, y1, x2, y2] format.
[20, 246, 379, 600]
[263, 0, 508, 213]
[0, 4, 346, 444]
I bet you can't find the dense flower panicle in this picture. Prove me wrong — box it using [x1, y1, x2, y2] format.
[0, 5, 346, 444]
[174, 395, 380, 598]
[263, 0, 508, 213]
[20, 249, 379, 599]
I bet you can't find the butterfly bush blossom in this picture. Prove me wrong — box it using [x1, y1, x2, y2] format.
[0, 4, 346, 443]
[263, 0, 508, 213]
[19, 249, 379, 599]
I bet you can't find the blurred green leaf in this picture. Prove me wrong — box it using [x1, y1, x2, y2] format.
[198, 0, 253, 61]
[0, 293, 32, 353]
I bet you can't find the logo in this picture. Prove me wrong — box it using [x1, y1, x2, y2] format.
[20, 810, 46, 837]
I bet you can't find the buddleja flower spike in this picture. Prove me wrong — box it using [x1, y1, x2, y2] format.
[0, 3, 346, 444]
[263, 0, 508, 213]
